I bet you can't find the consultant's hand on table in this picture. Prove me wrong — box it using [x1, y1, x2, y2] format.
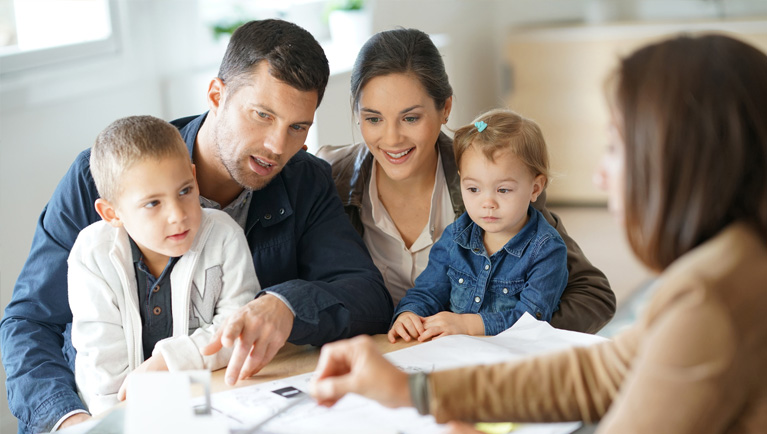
[309, 335, 411, 408]
[309, 336, 490, 434]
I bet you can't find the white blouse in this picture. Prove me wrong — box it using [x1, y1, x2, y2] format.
[361, 153, 456, 306]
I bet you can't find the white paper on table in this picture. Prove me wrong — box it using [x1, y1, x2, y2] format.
[386, 312, 607, 373]
[195, 313, 608, 434]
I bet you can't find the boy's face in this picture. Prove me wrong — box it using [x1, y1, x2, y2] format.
[105, 154, 202, 269]
[459, 145, 544, 248]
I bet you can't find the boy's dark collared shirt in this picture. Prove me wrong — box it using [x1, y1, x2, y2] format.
[129, 237, 178, 360]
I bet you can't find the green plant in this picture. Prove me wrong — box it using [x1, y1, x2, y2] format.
[328, 0, 365, 11]
[324, 0, 366, 22]
[211, 20, 250, 40]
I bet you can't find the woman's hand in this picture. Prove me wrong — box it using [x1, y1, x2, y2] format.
[419, 312, 484, 341]
[117, 354, 169, 401]
[388, 311, 426, 343]
[310, 335, 411, 408]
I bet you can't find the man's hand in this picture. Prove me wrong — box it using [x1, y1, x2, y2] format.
[202, 294, 294, 385]
[310, 335, 411, 408]
[118, 353, 169, 401]
[418, 312, 484, 341]
[387, 311, 425, 343]
[58, 412, 92, 430]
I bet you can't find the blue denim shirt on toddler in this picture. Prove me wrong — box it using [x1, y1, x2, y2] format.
[393, 204, 568, 335]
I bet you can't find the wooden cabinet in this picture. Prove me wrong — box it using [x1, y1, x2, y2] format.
[504, 19, 767, 204]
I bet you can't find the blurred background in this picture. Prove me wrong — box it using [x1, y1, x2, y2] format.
[1, 0, 766, 430]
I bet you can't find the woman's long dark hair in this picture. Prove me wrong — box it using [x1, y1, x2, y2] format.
[350, 28, 453, 112]
[614, 34, 767, 271]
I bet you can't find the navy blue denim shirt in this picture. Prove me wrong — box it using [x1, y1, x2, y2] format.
[394, 206, 568, 335]
[0, 113, 392, 433]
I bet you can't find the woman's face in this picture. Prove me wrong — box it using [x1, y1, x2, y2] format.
[357, 73, 452, 183]
[594, 117, 626, 221]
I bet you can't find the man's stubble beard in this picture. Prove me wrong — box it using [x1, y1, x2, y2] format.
[213, 126, 275, 192]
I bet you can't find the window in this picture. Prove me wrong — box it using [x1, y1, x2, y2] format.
[0, 0, 118, 73]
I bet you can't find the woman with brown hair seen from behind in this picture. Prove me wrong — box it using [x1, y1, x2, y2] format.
[317, 28, 615, 334]
[311, 34, 767, 433]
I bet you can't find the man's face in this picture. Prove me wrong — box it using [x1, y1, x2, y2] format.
[210, 62, 318, 191]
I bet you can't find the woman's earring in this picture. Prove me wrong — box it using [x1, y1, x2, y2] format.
[445, 117, 449, 123]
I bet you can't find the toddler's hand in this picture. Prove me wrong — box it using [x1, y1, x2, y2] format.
[419, 312, 484, 341]
[117, 354, 169, 401]
[387, 312, 425, 343]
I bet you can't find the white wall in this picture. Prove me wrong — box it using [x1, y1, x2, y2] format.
[369, 0, 500, 130]
[2, 0, 767, 430]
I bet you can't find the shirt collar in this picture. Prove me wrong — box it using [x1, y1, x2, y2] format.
[129, 236, 142, 264]
[368, 151, 447, 250]
[454, 204, 539, 257]
[175, 112, 207, 162]
[199, 189, 252, 229]
[128, 235, 180, 278]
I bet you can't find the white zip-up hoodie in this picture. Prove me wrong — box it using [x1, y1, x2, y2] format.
[68, 209, 259, 415]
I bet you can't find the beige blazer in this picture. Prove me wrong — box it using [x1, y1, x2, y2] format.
[428, 223, 767, 433]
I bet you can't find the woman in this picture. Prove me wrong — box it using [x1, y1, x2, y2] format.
[317, 28, 615, 333]
[311, 34, 767, 432]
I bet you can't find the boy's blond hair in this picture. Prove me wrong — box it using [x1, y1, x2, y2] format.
[453, 109, 550, 188]
[90, 115, 189, 202]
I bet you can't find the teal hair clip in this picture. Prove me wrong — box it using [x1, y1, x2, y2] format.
[475, 121, 488, 132]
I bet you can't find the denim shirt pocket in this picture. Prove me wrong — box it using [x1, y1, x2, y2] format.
[447, 266, 477, 313]
[485, 279, 524, 313]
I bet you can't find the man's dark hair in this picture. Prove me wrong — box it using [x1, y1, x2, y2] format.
[218, 19, 329, 107]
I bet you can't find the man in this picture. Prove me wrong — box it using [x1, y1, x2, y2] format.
[1, 19, 393, 433]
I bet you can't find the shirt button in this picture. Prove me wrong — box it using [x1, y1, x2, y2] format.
[279, 208, 285, 215]
[458, 278, 464, 284]
[503, 287, 509, 294]
[153, 306, 162, 315]
[472, 248, 480, 253]
[474, 296, 481, 303]
[152, 285, 160, 293]
[264, 213, 272, 220]
[536, 312, 542, 319]
[484, 264, 490, 271]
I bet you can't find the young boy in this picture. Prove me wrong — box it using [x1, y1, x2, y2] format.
[68, 115, 259, 415]
[389, 109, 568, 342]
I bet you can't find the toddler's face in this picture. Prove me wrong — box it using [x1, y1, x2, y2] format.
[459, 146, 543, 248]
[110, 155, 202, 267]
